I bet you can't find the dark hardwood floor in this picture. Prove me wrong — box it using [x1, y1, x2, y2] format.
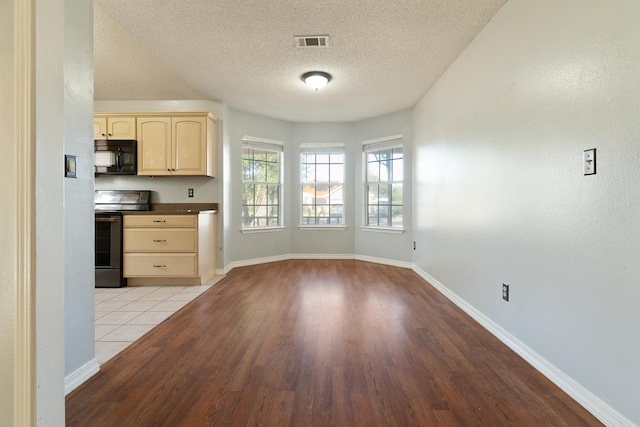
[66, 260, 601, 426]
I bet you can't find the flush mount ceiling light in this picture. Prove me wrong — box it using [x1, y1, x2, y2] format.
[302, 71, 332, 91]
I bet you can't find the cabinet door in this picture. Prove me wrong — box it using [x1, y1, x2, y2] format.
[94, 117, 107, 139]
[172, 117, 207, 176]
[108, 117, 136, 139]
[137, 118, 172, 176]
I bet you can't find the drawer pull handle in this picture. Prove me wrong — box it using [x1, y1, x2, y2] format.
[153, 239, 167, 243]
[152, 220, 166, 223]
[153, 264, 167, 268]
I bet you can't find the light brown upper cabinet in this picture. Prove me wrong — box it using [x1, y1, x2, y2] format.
[94, 116, 136, 140]
[136, 113, 217, 177]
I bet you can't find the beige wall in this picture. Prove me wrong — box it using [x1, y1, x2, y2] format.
[0, 0, 17, 423]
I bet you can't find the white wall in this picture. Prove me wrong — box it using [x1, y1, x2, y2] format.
[64, 0, 96, 382]
[221, 108, 415, 267]
[412, 0, 640, 424]
[34, 0, 67, 423]
[355, 110, 413, 265]
[222, 103, 233, 269]
[223, 108, 293, 264]
[290, 122, 356, 256]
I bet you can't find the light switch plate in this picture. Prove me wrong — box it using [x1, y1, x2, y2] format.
[583, 148, 596, 175]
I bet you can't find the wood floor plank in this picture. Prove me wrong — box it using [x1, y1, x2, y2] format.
[66, 260, 602, 426]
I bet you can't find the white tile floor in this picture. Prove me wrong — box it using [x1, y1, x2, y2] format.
[94, 278, 223, 364]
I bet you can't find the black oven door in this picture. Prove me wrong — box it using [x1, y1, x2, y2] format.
[95, 213, 126, 288]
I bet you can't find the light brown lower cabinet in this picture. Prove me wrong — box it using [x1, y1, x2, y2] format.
[123, 213, 217, 286]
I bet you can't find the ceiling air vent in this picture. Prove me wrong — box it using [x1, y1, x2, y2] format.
[295, 35, 329, 48]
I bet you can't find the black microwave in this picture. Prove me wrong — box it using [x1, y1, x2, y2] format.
[94, 140, 137, 175]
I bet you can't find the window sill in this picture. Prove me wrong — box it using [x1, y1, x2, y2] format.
[240, 226, 286, 234]
[360, 226, 405, 235]
[298, 225, 348, 231]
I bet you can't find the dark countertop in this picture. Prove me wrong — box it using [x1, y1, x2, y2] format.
[123, 203, 218, 215]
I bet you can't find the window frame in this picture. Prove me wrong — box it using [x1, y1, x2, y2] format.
[363, 135, 404, 230]
[241, 136, 284, 231]
[299, 143, 346, 229]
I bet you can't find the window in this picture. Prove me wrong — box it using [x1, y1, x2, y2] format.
[301, 144, 344, 226]
[363, 136, 403, 228]
[242, 137, 283, 228]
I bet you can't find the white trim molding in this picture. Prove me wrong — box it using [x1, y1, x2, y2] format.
[64, 359, 100, 396]
[412, 265, 635, 427]
[289, 253, 354, 260]
[360, 226, 405, 235]
[300, 142, 345, 149]
[223, 254, 292, 274]
[362, 134, 403, 146]
[240, 226, 286, 234]
[298, 226, 348, 231]
[242, 135, 284, 145]
[14, 0, 36, 423]
[355, 255, 412, 269]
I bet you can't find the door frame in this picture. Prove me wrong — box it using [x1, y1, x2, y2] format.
[13, 0, 37, 424]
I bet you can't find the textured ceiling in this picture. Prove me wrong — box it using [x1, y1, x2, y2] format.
[94, 0, 506, 122]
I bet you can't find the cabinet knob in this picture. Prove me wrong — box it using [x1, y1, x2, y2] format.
[152, 220, 166, 223]
[101, 133, 105, 136]
[108, 133, 112, 136]
[152, 264, 167, 268]
[152, 239, 167, 243]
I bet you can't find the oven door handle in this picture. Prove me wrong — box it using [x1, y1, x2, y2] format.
[95, 217, 119, 223]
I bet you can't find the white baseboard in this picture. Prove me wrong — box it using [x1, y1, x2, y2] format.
[223, 254, 291, 274]
[412, 266, 635, 427]
[223, 253, 411, 274]
[289, 253, 354, 260]
[355, 254, 412, 269]
[64, 358, 100, 396]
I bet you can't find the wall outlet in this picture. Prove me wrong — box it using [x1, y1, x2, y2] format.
[188, 188, 194, 197]
[502, 283, 509, 301]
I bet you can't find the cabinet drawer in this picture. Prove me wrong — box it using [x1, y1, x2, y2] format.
[124, 253, 197, 277]
[124, 215, 197, 228]
[123, 229, 197, 252]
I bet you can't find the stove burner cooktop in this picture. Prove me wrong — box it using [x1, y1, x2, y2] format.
[94, 190, 151, 212]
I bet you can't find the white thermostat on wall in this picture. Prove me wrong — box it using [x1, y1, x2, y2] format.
[583, 148, 596, 175]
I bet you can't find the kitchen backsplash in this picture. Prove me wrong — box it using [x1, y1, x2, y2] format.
[95, 175, 219, 204]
